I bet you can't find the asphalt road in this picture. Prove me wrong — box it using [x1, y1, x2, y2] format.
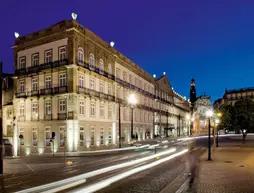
[1, 135, 253, 193]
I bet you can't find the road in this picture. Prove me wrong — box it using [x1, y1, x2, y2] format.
[1, 135, 253, 193]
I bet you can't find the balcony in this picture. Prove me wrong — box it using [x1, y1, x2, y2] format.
[16, 91, 26, 98]
[58, 113, 67, 120]
[15, 59, 69, 75]
[44, 114, 52, 120]
[53, 86, 68, 94]
[40, 88, 53, 95]
[30, 90, 39, 96]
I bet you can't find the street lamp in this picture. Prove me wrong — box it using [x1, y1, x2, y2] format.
[206, 109, 213, 161]
[127, 94, 137, 139]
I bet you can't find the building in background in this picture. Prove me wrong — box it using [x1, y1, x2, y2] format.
[5, 18, 190, 155]
[192, 95, 213, 135]
[214, 87, 254, 108]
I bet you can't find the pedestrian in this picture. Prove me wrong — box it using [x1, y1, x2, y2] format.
[186, 145, 199, 191]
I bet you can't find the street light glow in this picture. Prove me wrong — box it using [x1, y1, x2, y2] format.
[128, 94, 137, 106]
[206, 109, 213, 118]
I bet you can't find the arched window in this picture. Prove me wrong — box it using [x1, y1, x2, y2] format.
[99, 59, 104, 73]
[77, 47, 84, 64]
[89, 53, 95, 69]
[108, 63, 112, 74]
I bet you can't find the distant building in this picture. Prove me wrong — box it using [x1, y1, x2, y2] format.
[192, 95, 213, 135]
[214, 87, 254, 108]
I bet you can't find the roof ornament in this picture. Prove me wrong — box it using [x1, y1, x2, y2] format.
[71, 12, 78, 20]
[163, 72, 166, 75]
[110, 41, 115, 47]
[14, 32, 20, 38]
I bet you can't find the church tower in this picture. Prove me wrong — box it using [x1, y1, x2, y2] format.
[190, 78, 197, 110]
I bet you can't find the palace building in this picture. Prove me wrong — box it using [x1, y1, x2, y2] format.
[3, 18, 190, 155]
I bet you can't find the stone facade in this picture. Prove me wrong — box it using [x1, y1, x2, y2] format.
[5, 19, 190, 155]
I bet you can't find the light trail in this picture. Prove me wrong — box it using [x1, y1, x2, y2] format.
[71, 149, 189, 193]
[16, 148, 176, 193]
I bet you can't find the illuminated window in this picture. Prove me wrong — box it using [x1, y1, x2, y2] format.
[19, 128, 24, 145]
[32, 77, 38, 91]
[80, 100, 85, 115]
[59, 127, 65, 147]
[19, 80, 25, 92]
[89, 78, 96, 90]
[31, 53, 39, 66]
[32, 128, 38, 146]
[45, 101, 52, 115]
[80, 127, 85, 146]
[59, 73, 66, 87]
[79, 74, 85, 88]
[59, 99, 66, 113]
[78, 47, 84, 63]
[19, 56, 26, 69]
[45, 50, 53, 63]
[99, 59, 104, 72]
[59, 46, 67, 61]
[99, 81, 104, 93]
[19, 103, 25, 116]
[45, 76, 52, 88]
[89, 53, 95, 69]
[90, 100, 96, 117]
[100, 128, 104, 145]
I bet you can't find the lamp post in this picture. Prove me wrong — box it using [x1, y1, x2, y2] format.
[127, 94, 137, 139]
[206, 109, 213, 161]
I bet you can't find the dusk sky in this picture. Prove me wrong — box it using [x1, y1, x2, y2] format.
[1, 0, 254, 101]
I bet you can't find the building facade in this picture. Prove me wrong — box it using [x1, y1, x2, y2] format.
[214, 87, 254, 108]
[6, 19, 190, 155]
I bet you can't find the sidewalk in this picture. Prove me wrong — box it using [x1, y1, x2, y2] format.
[190, 146, 254, 193]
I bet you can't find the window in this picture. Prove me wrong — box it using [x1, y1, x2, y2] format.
[32, 77, 38, 91]
[32, 103, 38, 118]
[19, 128, 24, 145]
[59, 46, 67, 61]
[59, 99, 66, 113]
[108, 64, 112, 74]
[90, 78, 96, 90]
[90, 128, 95, 146]
[90, 100, 96, 117]
[108, 130, 112, 144]
[45, 101, 52, 115]
[80, 100, 85, 115]
[100, 102, 105, 118]
[99, 59, 104, 72]
[78, 48, 84, 63]
[116, 68, 121, 78]
[80, 127, 85, 146]
[129, 74, 133, 84]
[45, 76, 52, 89]
[31, 53, 39, 66]
[19, 56, 26, 69]
[99, 81, 104, 93]
[60, 127, 65, 147]
[19, 80, 25, 92]
[123, 71, 127, 81]
[20, 103, 25, 116]
[100, 128, 104, 145]
[108, 103, 112, 119]
[108, 83, 112, 95]
[32, 128, 38, 146]
[59, 73, 66, 87]
[79, 74, 85, 88]
[45, 128, 51, 146]
[45, 50, 53, 63]
[89, 53, 95, 68]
